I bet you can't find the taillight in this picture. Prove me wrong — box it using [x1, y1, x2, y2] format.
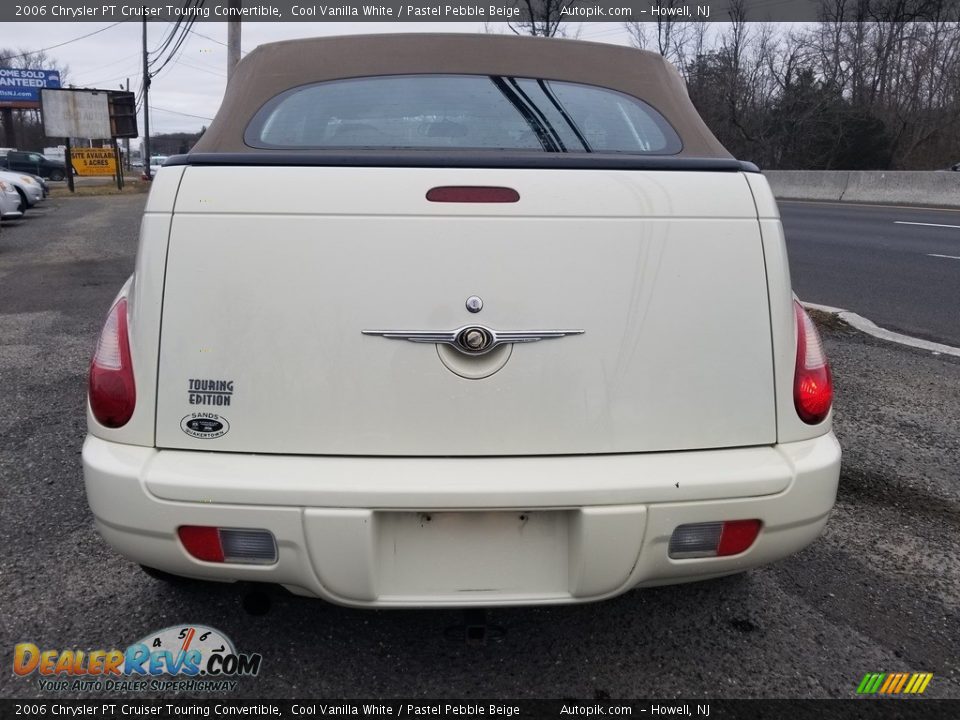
[669, 520, 762, 559]
[89, 298, 136, 428]
[178, 526, 278, 564]
[793, 301, 833, 424]
[177, 526, 224, 563]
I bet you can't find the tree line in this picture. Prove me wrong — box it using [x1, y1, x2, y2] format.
[511, 0, 960, 169]
[7, 9, 960, 170]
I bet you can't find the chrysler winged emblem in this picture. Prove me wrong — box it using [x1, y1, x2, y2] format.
[361, 324, 584, 357]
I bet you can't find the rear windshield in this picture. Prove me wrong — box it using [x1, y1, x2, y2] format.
[246, 74, 682, 154]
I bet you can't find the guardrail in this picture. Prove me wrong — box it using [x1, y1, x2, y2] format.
[763, 170, 960, 208]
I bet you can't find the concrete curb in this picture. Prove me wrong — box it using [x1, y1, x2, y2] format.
[802, 301, 960, 358]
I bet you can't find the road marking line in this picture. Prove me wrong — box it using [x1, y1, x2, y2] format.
[801, 301, 960, 358]
[928, 253, 960, 260]
[894, 221, 960, 229]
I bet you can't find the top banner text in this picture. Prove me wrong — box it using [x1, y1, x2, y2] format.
[7, 0, 959, 23]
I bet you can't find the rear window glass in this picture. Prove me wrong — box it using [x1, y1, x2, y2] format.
[246, 74, 682, 154]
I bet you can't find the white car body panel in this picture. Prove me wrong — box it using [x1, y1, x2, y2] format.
[82, 59, 840, 605]
[84, 431, 839, 606]
[151, 167, 776, 455]
[83, 160, 841, 605]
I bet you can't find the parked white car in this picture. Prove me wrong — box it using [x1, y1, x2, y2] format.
[0, 170, 43, 213]
[149, 155, 169, 172]
[0, 179, 24, 219]
[83, 34, 841, 608]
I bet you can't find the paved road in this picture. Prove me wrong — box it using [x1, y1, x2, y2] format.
[781, 200, 960, 346]
[1, 196, 959, 703]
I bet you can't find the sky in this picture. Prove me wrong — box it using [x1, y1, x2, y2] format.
[5, 21, 633, 143]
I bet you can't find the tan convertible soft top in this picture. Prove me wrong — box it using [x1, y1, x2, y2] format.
[191, 33, 731, 158]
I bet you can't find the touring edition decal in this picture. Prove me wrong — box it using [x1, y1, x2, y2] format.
[188, 378, 234, 406]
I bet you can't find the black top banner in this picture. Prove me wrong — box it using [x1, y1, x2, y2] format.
[5, 0, 960, 23]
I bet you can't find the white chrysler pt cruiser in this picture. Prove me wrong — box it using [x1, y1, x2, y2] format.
[83, 33, 840, 607]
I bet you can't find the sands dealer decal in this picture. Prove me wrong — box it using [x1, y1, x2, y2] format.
[181, 413, 230, 439]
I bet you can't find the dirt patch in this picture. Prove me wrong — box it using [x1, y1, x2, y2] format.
[808, 308, 854, 334]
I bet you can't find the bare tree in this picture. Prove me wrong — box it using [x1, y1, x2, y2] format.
[506, 0, 581, 37]
[624, 15, 707, 76]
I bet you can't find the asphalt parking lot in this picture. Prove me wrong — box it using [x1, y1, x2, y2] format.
[1, 194, 958, 701]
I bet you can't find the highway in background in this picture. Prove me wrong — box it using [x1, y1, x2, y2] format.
[781, 200, 960, 347]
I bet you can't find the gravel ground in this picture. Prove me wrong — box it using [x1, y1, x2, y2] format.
[1, 195, 957, 702]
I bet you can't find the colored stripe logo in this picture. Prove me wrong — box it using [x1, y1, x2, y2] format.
[857, 673, 933, 694]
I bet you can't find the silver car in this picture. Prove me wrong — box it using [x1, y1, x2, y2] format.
[0, 170, 44, 213]
[0, 179, 23, 220]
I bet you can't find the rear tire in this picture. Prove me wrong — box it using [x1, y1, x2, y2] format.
[15, 189, 26, 214]
[48, 169, 65, 182]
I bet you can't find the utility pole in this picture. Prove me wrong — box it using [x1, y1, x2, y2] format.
[227, 2, 241, 81]
[124, 78, 131, 172]
[142, 15, 152, 180]
[1, 108, 16, 148]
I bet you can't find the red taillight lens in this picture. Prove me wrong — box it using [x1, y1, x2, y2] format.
[426, 186, 520, 203]
[793, 301, 833, 424]
[177, 526, 278, 564]
[177, 526, 225, 563]
[89, 298, 136, 428]
[716, 519, 763, 556]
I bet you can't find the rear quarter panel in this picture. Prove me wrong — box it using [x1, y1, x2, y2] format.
[86, 167, 184, 446]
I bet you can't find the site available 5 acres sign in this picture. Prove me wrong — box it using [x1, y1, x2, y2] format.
[71, 148, 117, 176]
[0, 68, 61, 108]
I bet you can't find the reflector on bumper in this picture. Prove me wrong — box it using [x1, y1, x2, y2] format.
[178, 526, 277, 564]
[669, 520, 761, 559]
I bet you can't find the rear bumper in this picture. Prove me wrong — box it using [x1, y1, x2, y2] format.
[83, 433, 840, 607]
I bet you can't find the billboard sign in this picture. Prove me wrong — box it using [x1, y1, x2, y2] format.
[71, 147, 118, 176]
[40, 88, 111, 139]
[108, 91, 138, 139]
[0, 68, 61, 109]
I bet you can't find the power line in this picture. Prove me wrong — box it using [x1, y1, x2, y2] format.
[174, 59, 227, 79]
[74, 69, 143, 90]
[189, 26, 228, 48]
[151, 105, 213, 121]
[1, 23, 123, 61]
[149, 2, 205, 73]
[151, 17, 201, 76]
[188, 26, 249, 57]
[68, 53, 140, 82]
[149, 19, 185, 66]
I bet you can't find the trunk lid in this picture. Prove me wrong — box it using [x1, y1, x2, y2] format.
[155, 166, 774, 455]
